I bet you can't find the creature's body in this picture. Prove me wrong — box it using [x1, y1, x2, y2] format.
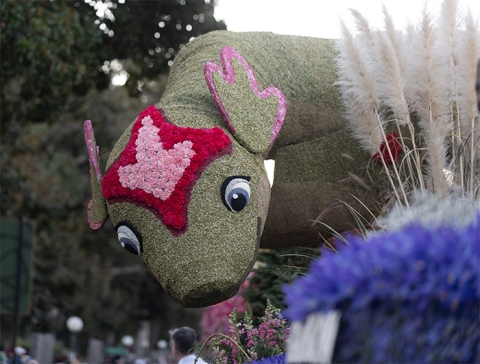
[85, 31, 379, 307]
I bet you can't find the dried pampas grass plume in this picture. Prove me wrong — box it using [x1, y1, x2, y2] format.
[336, 20, 384, 153]
[336, 0, 480, 209]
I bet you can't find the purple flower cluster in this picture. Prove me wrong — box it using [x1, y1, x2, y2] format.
[206, 301, 289, 364]
[283, 213, 479, 362]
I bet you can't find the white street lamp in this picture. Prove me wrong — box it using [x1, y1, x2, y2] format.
[156, 339, 168, 364]
[66, 316, 84, 333]
[121, 335, 134, 347]
[121, 335, 135, 364]
[66, 316, 83, 362]
[157, 340, 167, 350]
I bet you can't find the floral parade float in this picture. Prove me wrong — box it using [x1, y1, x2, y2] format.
[84, 25, 382, 307]
[84, 0, 479, 361]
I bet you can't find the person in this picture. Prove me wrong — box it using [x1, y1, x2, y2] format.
[12, 348, 37, 364]
[6, 348, 20, 364]
[169, 327, 207, 364]
[6, 347, 24, 364]
[0, 350, 7, 364]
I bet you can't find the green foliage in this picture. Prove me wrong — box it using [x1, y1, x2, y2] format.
[1, 0, 226, 128]
[245, 248, 319, 320]
[0, 1, 107, 128]
[1, 0, 224, 344]
[95, 0, 226, 96]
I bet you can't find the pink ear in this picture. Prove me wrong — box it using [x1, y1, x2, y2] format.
[204, 46, 286, 145]
[84, 120, 101, 181]
[84, 120, 108, 230]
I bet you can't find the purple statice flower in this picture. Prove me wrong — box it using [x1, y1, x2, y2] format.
[283, 213, 479, 362]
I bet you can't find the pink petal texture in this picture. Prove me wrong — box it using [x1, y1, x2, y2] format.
[204, 46, 287, 144]
[87, 199, 104, 230]
[117, 115, 196, 201]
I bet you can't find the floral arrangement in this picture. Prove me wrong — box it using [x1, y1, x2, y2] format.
[283, 201, 480, 362]
[199, 300, 289, 364]
[293, 3, 479, 358]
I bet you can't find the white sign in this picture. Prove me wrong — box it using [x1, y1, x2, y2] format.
[287, 310, 342, 364]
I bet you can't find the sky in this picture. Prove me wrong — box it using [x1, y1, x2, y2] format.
[110, 0, 479, 183]
[214, 0, 480, 39]
[213, 0, 479, 184]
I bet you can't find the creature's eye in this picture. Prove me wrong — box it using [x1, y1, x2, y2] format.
[221, 176, 251, 212]
[115, 222, 143, 255]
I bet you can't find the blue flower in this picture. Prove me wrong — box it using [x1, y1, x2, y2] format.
[283, 213, 480, 362]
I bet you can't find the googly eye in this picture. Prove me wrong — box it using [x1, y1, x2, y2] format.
[221, 176, 251, 212]
[115, 223, 143, 255]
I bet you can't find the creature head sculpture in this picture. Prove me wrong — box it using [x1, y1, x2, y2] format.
[85, 31, 379, 307]
[85, 43, 287, 307]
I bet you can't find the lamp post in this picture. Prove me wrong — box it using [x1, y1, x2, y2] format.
[121, 335, 135, 364]
[157, 340, 168, 364]
[121, 335, 134, 348]
[157, 340, 167, 350]
[66, 316, 83, 363]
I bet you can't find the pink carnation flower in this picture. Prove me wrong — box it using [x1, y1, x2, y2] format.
[118, 115, 196, 200]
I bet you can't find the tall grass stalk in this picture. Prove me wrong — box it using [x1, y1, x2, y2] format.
[336, 0, 480, 212]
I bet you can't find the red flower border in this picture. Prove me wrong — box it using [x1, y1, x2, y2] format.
[102, 106, 232, 236]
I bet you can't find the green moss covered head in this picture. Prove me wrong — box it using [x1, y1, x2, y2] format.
[84, 45, 285, 307]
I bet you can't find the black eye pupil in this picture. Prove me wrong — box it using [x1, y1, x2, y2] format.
[124, 243, 139, 255]
[230, 193, 247, 212]
[115, 222, 143, 255]
[221, 176, 251, 212]
[119, 237, 140, 255]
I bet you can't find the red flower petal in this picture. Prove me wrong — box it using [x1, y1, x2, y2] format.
[373, 132, 403, 165]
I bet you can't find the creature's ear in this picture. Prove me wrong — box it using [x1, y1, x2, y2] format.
[84, 120, 109, 229]
[204, 46, 286, 154]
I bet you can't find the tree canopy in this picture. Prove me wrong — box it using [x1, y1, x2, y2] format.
[1, 0, 225, 349]
[1, 0, 226, 128]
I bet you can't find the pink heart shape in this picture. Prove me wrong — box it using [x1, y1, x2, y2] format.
[101, 106, 232, 235]
[118, 115, 196, 200]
